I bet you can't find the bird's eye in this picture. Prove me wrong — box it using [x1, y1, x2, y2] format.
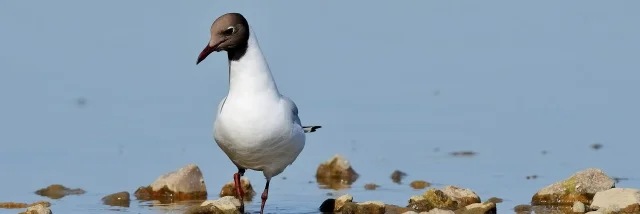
[223, 27, 234, 36]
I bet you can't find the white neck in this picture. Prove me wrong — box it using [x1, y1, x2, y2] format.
[227, 27, 280, 99]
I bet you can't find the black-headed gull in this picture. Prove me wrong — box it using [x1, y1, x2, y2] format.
[196, 13, 321, 214]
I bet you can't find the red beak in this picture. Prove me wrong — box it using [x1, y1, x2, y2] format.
[197, 43, 218, 65]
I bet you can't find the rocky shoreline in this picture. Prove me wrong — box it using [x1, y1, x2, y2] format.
[1, 155, 638, 214]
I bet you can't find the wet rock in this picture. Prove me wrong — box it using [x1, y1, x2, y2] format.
[0, 202, 29, 209]
[356, 201, 385, 214]
[450, 151, 476, 157]
[410, 180, 431, 189]
[364, 183, 380, 190]
[184, 196, 241, 214]
[454, 202, 497, 214]
[526, 175, 539, 180]
[513, 204, 532, 213]
[531, 168, 615, 206]
[391, 170, 408, 184]
[442, 185, 481, 207]
[384, 204, 417, 214]
[424, 208, 455, 214]
[102, 191, 130, 207]
[335, 194, 353, 211]
[485, 197, 503, 204]
[590, 188, 640, 212]
[340, 202, 359, 214]
[34, 184, 85, 199]
[315, 154, 359, 190]
[17, 202, 52, 214]
[318, 198, 335, 212]
[134, 164, 207, 202]
[408, 188, 458, 212]
[218, 177, 255, 201]
[573, 201, 586, 213]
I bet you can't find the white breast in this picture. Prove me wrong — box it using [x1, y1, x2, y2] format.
[212, 26, 306, 179]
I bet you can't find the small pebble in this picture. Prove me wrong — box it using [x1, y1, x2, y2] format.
[486, 197, 503, 204]
[450, 151, 476, 157]
[409, 180, 430, 189]
[364, 183, 379, 190]
[514, 204, 532, 212]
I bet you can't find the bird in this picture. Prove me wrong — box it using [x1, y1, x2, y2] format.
[196, 13, 321, 214]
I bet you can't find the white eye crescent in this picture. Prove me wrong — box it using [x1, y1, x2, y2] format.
[223, 26, 235, 35]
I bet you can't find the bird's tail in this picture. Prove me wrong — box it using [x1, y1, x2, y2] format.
[303, 126, 322, 133]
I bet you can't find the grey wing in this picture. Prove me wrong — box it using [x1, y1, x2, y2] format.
[282, 96, 322, 133]
[282, 96, 302, 126]
[217, 96, 227, 115]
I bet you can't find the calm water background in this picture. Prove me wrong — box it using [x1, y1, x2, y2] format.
[1, 1, 640, 213]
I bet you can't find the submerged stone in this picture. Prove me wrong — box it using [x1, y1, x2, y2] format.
[364, 183, 380, 190]
[34, 184, 85, 199]
[102, 191, 130, 207]
[391, 170, 407, 184]
[410, 180, 431, 189]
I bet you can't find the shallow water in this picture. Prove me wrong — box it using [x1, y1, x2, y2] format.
[2, 141, 640, 214]
[2, 1, 640, 214]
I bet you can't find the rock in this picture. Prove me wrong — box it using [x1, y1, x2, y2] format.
[531, 168, 615, 206]
[34, 184, 85, 199]
[485, 197, 503, 204]
[364, 183, 380, 190]
[17, 202, 52, 214]
[338, 202, 358, 214]
[425, 208, 455, 214]
[385, 204, 417, 214]
[356, 201, 385, 214]
[101, 191, 130, 207]
[391, 170, 408, 184]
[218, 177, 256, 201]
[335, 194, 353, 211]
[401, 211, 420, 214]
[410, 180, 431, 189]
[573, 201, 586, 213]
[318, 198, 335, 212]
[590, 188, 640, 212]
[513, 204, 532, 213]
[442, 185, 481, 207]
[454, 202, 497, 214]
[184, 196, 241, 214]
[408, 188, 458, 212]
[315, 154, 359, 190]
[1, 201, 50, 210]
[134, 164, 207, 202]
[0, 202, 29, 208]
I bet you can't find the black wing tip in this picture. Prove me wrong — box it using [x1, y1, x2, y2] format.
[304, 125, 322, 132]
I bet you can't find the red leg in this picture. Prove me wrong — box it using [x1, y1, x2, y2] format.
[234, 168, 246, 213]
[260, 179, 270, 214]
